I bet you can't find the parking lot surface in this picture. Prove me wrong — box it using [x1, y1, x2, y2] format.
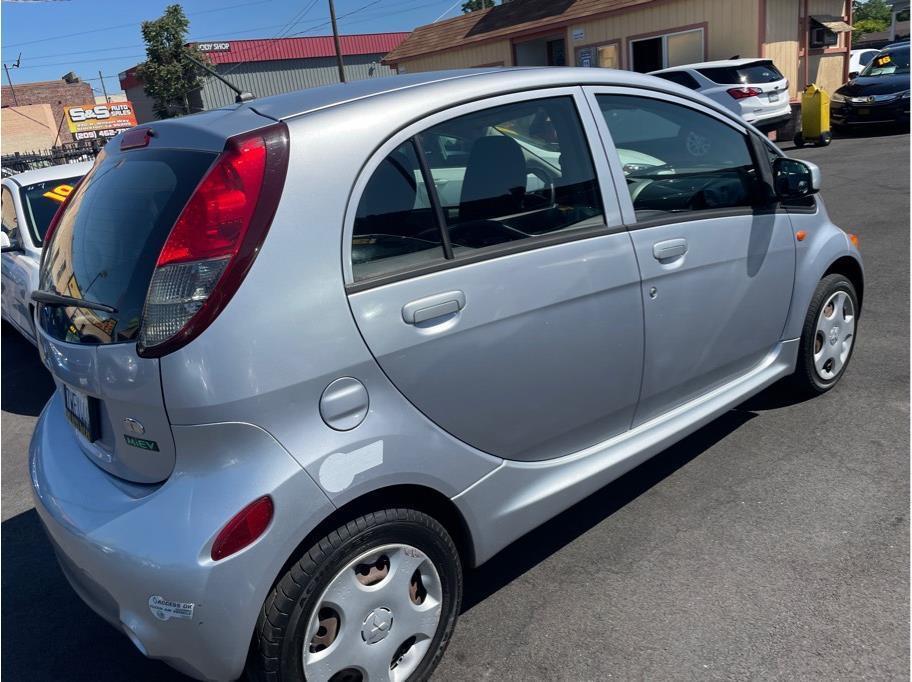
[2, 129, 908, 681]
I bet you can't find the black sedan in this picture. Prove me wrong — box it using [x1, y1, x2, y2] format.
[831, 45, 910, 129]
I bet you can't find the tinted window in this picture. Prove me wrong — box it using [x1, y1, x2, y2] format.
[699, 61, 784, 84]
[417, 97, 603, 253]
[861, 47, 910, 76]
[655, 70, 701, 89]
[20, 176, 83, 245]
[597, 95, 760, 221]
[352, 97, 605, 283]
[352, 141, 445, 281]
[38, 148, 216, 345]
[859, 51, 877, 66]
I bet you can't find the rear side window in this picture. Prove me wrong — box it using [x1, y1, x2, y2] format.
[352, 96, 604, 283]
[352, 141, 446, 281]
[39, 148, 216, 345]
[859, 51, 877, 67]
[655, 71, 701, 89]
[597, 94, 761, 221]
[699, 61, 784, 84]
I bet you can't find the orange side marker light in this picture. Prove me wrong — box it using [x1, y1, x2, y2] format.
[848, 233, 859, 248]
[795, 230, 807, 242]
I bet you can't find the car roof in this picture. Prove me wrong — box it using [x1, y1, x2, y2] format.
[246, 66, 728, 121]
[3, 161, 94, 187]
[651, 58, 770, 74]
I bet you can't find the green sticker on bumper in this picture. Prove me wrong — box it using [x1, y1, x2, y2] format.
[124, 434, 160, 451]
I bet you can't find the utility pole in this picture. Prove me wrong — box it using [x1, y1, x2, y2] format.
[4, 53, 21, 106]
[328, 0, 346, 83]
[98, 70, 110, 103]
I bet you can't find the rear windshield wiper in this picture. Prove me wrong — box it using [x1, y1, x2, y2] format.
[31, 289, 118, 314]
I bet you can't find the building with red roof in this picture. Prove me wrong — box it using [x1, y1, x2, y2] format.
[119, 32, 409, 123]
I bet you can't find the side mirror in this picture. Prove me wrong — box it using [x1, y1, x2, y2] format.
[849, 71, 859, 79]
[773, 157, 821, 199]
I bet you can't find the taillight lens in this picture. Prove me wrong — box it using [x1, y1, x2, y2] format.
[137, 123, 289, 357]
[211, 496, 274, 561]
[728, 87, 763, 100]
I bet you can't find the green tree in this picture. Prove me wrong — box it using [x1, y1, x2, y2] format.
[461, 0, 495, 13]
[853, 0, 892, 23]
[137, 4, 208, 119]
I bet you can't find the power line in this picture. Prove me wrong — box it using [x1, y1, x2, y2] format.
[3, 0, 274, 48]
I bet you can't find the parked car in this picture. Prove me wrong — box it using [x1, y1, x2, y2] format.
[649, 58, 792, 131]
[1, 161, 93, 343]
[832, 44, 911, 129]
[29, 68, 863, 682]
[849, 48, 880, 78]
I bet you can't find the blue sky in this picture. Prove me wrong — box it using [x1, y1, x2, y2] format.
[1, 0, 460, 96]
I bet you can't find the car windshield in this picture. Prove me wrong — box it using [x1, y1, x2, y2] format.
[20, 175, 83, 246]
[860, 47, 910, 76]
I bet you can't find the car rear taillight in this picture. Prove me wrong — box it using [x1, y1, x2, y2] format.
[728, 87, 763, 100]
[137, 122, 289, 357]
[211, 496, 274, 561]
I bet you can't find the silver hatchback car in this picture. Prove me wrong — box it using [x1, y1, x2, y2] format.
[30, 68, 862, 681]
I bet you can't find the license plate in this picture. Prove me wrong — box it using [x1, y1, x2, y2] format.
[63, 384, 99, 442]
[857, 108, 870, 115]
[768, 92, 779, 102]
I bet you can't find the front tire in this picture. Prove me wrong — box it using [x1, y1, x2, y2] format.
[790, 274, 858, 396]
[250, 509, 462, 682]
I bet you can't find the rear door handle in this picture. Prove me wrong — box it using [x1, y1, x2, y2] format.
[402, 291, 466, 325]
[653, 238, 688, 261]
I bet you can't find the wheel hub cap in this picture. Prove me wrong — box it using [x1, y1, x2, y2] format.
[813, 290, 855, 381]
[362, 608, 393, 644]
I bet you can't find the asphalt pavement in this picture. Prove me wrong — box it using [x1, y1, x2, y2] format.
[2, 128, 909, 681]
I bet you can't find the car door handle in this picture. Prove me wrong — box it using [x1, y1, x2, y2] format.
[653, 238, 688, 261]
[402, 291, 466, 325]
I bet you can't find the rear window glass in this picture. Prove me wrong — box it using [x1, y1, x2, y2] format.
[655, 71, 701, 89]
[38, 148, 216, 345]
[20, 176, 83, 246]
[698, 62, 784, 84]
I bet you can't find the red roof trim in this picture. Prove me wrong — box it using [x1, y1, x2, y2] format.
[189, 32, 410, 65]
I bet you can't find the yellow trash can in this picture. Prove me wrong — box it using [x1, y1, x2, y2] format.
[794, 83, 832, 147]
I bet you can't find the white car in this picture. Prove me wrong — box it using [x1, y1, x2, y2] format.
[1, 162, 93, 343]
[849, 48, 880, 78]
[650, 58, 791, 131]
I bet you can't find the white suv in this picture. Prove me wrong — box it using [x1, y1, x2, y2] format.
[650, 58, 791, 131]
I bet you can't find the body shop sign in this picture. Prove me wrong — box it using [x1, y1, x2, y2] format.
[66, 102, 137, 140]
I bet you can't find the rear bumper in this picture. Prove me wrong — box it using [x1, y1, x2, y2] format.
[831, 98, 910, 125]
[30, 393, 335, 681]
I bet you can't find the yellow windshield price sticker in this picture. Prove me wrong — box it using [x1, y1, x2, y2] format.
[876, 55, 892, 66]
[43, 184, 74, 203]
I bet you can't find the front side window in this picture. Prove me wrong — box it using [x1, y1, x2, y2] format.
[353, 96, 604, 282]
[597, 94, 761, 221]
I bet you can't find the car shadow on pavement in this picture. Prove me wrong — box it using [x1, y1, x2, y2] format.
[461, 407, 757, 612]
[1, 323, 54, 417]
[1, 510, 188, 681]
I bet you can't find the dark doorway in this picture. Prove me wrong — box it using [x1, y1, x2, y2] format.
[631, 36, 663, 72]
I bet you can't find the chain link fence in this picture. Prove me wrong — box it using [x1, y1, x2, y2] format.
[1, 140, 105, 177]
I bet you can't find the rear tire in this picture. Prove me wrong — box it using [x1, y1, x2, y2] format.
[249, 509, 462, 682]
[793, 132, 805, 147]
[789, 274, 858, 396]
